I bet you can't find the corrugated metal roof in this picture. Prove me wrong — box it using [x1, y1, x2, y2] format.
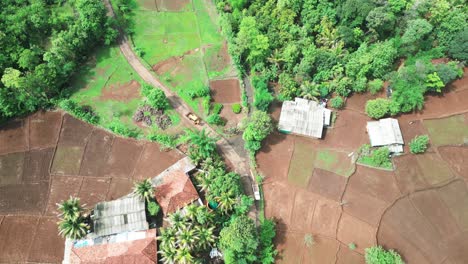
[92, 196, 148, 237]
[367, 118, 404, 151]
[278, 98, 331, 138]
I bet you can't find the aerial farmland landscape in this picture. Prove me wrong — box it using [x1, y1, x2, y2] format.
[0, 0, 467, 263]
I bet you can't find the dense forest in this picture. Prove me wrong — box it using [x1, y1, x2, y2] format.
[0, 0, 116, 121]
[216, 0, 467, 117]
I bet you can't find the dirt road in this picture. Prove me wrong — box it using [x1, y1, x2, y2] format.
[102, 0, 253, 195]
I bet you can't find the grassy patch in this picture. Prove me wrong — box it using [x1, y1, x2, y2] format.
[193, 0, 223, 44]
[287, 142, 316, 187]
[315, 149, 355, 177]
[357, 145, 393, 170]
[423, 115, 468, 146]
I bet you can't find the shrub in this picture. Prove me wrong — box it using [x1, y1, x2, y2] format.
[330, 96, 344, 109]
[187, 84, 210, 98]
[212, 103, 223, 115]
[435, 62, 463, 85]
[207, 114, 225, 126]
[59, 99, 100, 125]
[349, 243, 357, 250]
[370, 147, 391, 167]
[232, 103, 242, 114]
[147, 133, 177, 150]
[147, 201, 160, 216]
[409, 135, 429, 154]
[107, 121, 140, 138]
[448, 28, 468, 61]
[144, 87, 169, 110]
[425, 72, 444, 93]
[365, 246, 404, 264]
[365, 98, 391, 119]
[368, 79, 384, 95]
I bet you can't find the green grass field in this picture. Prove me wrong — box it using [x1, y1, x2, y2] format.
[287, 141, 316, 187]
[315, 149, 355, 177]
[423, 115, 468, 146]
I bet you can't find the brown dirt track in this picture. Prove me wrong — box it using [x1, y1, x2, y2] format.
[259, 69, 468, 263]
[0, 110, 184, 263]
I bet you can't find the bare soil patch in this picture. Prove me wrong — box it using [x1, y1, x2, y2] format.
[78, 177, 111, 207]
[0, 152, 25, 186]
[133, 143, 182, 180]
[210, 79, 241, 103]
[289, 189, 318, 233]
[437, 180, 468, 231]
[156, 0, 192, 11]
[337, 213, 377, 254]
[321, 110, 369, 150]
[257, 132, 294, 182]
[398, 119, 431, 153]
[0, 182, 48, 215]
[263, 181, 295, 230]
[274, 231, 303, 264]
[107, 178, 134, 200]
[311, 198, 342, 238]
[58, 114, 93, 146]
[29, 111, 62, 149]
[393, 154, 430, 194]
[416, 153, 455, 185]
[79, 129, 114, 176]
[439, 146, 468, 179]
[50, 145, 85, 175]
[342, 187, 388, 227]
[302, 236, 340, 263]
[102, 137, 144, 178]
[100, 80, 141, 102]
[0, 119, 29, 155]
[336, 244, 365, 264]
[219, 105, 244, 128]
[152, 57, 180, 75]
[347, 165, 400, 203]
[45, 176, 83, 216]
[27, 216, 65, 263]
[23, 148, 54, 183]
[378, 192, 461, 263]
[308, 169, 347, 202]
[0, 216, 39, 263]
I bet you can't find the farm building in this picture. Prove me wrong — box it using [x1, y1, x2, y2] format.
[366, 118, 404, 153]
[70, 229, 157, 263]
[91, 195, 148, 237]
[152, 157, 200, 215]
[278, 97, 332, 138]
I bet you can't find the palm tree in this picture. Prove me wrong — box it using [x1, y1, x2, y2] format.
[57, 196, 84, 220]
[133, 179, 154, 202]
[194, 206, 214, 225]
[184, 204, 198, 222]
[196, 173, 212, 193]
[185, 129, 218, 159]
[195, 225, 216, 250]
[299, 81, 321, 101]
[216, 192, 237, 214]
[58, 216, 88, 240]
[176, 225, 199, 249]
[167, 211, 187, 230]
[175, 247, 194, 264]
[158, 227, 177, 249]
[158, 244, 177, 264]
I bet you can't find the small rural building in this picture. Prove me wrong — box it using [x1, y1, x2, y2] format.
[91, 195, 149, 237]
[152, 157, 200, 215]
[278, 97, 332, 138]
[70, 229, 157, 263]
[366, 118, 404, 153]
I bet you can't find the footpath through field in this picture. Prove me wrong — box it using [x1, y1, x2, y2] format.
[102, 0, 256, 216]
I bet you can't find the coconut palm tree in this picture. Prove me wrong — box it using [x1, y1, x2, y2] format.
[195, 225, 216, 250]
[216, 192, 237, 214]
[167, 211, 187, 230]
[185, 129, 218, 159]
[184, 204, 198, 222]
[176, 225, 199, 249]
[58, 216, 88, 240]
[133, 179, 154, 202]
[158, 244, 177, 264]
[299, 81, 321, 101]
[194, 206, 214, 225]
[158, 227, 177, 249]
[174, 247, 194, 264]
[57, 196, 84, 220]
